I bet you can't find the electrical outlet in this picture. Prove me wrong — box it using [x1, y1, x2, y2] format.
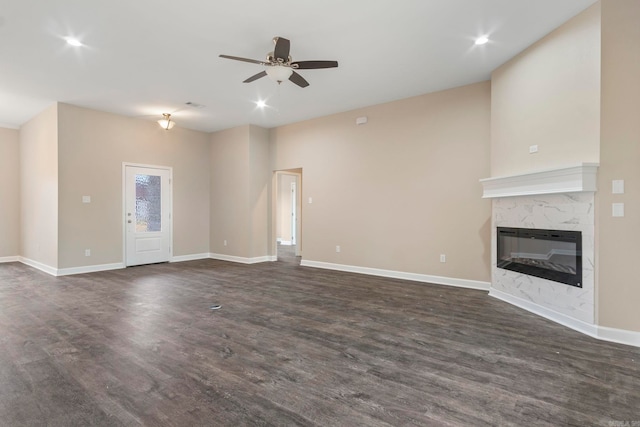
[440, 254, 446, 263]
[336, 245, 341, 253]
[85, 249, 91, 257]
[224, 240, 227, 246]
[529, 145, 539, 154]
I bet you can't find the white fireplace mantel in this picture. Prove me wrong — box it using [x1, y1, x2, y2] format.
[479, 163, 599, 199]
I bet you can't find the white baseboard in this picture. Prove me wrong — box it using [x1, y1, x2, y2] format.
[489, 288, 598, 337]
[0, 256, 19, 263]
[17, 252, 277, 275]
[171, 253, 211, 263]
[597, 325, 640, 348]
[278, 241, 293, 246]
[489, 288, 640, 348]
[300, 259, 490, 291]
[57, 263, 125, 276]
[209, 253, 276, 264]
[18, 257, 125, 276]
[18, 257, 58, 276]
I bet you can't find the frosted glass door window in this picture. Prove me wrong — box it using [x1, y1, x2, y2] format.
[135, 174, 162, 232]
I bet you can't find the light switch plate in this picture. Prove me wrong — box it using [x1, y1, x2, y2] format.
[612, 203, 624, 217]
[612, 180, 624, 194]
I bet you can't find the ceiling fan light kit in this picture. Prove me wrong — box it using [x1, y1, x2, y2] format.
[219, 36, 338, 88]
[158, 113, 175, 130]
[265, 65, 294, 83]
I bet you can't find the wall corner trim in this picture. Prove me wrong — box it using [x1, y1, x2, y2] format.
[489, 288, 640, 348]
[300, 259, 490, 291]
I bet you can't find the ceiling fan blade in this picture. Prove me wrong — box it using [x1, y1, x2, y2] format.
[273, 37, 290, 61]
[289, 71, 309, 88]
[219, 54, 266, 65]
[243, 71, 267, 83]
[291, 60, 339, 69]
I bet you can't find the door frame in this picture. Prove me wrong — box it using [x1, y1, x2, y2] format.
[122, 162, 173, 266]
[273, 169, 302, 257]
[290, 180, 297, 245]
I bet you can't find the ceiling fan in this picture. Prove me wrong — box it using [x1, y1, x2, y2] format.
[219, 36, 338, 88]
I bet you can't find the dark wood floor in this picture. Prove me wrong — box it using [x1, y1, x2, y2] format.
[1, 249, 639, 426]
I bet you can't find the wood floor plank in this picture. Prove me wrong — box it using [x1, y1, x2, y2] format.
[0, 250, 639, 426]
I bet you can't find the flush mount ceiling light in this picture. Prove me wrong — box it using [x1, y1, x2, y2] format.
[157, 113, 175, 130]
[474, 35, 490, 45]
[255, 100, 267, 109]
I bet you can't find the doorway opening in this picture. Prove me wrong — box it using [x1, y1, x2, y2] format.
[274, 169, 302, 264]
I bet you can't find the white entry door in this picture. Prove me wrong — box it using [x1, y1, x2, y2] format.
[125, 165, 172, 266]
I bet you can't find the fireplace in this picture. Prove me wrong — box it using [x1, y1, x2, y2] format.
[497, 227, 582, 288]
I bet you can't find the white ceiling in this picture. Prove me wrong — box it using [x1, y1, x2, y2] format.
[0, 0, 597, 133]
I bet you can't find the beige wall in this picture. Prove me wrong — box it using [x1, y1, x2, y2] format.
[210, 126, 251, 257]
[20, 104, 59, 267]
[0, 127, 20, 258]
[491, 3, 601, 177]
[270, 82, 492, 281]
[57, 103, 210, 268]
[248, 125, 270, 258]
[597, 0, 640, 331]
[209, 125, 270, 259]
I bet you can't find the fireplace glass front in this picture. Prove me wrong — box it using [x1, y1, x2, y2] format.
[497, 227, 582, 288]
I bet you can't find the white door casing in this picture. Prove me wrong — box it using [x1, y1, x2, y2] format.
[291, 181, 297, 245]
[124, 165, 172, 266]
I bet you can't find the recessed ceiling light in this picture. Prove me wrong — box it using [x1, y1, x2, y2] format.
[256, 100, 267, 109]
[474, 36, 489, 46]
[65, 37, 83, 47]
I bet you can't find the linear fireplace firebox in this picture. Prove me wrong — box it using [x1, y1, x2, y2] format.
[497, 227, 582, 288]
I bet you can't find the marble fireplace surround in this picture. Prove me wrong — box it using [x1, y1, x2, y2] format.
[480, 163, 598, 335]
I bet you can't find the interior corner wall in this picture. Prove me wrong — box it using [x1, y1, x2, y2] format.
[19, 103, 59, 268]
[597, 0, 640, 332]
[248, 125, 270, 258]
[209, 124, 270, 260]
[57, 103, 210, 269]
[0, 127, 20, 258]
[490, 2, 601, 177]
[210, 126, 251, 258]
[270, 81, 492, 282]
